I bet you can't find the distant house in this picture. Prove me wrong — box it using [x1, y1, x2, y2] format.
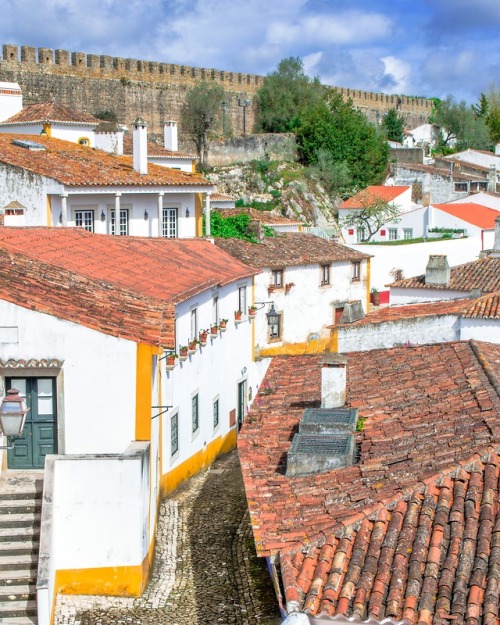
[402, 122, 441, 151]
[429, 202, 499, 250]
[0, 227, 260, 617]
[210, 193, 236, 210]
[215, 233, 371, 356]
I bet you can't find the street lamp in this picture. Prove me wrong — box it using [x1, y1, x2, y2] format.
[221, 100, 227, 135]
[238, 98, 251, 136]
[0, 388, 29, 449]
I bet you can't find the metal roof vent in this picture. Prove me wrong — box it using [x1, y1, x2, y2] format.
[12, 139, 46, 151]
[286, 406, 359, 477]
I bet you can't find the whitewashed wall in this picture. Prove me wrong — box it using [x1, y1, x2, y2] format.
[0, 165, 51, 225]
[460, 317, 500, 343]
[252, 261, 368, 350]
[337, 314, 460, 353]
[0, 301, 137, 457]
[150, 157, 194, 172]
[390, 287, 472, 306]
[429, 206, 493, 250]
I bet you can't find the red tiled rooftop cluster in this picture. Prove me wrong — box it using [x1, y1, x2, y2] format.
[432, 203, 499, 230]
[1, 101, 99, 125]
[340, 186, 410, 209]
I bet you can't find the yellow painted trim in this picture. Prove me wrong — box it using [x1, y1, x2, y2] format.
[258, 336, 333, 357]
[160, 428, 237, 497]
[195, 192, 203, 237]
[135, 343, 158, 441]
[47, 196, 52, 226]
[192, 159, 196, 174]
[43, 123, 51, 137]
[330, 327, 339, 354]
[251, 279, 256, 362]
[366, 258, 371, 312]
[53, 535, 156, 598]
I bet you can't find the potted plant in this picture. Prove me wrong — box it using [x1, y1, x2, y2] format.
[179, 345, 189, 361]
[234, 310, 243, 322]
[199, 329, 209, 346]
[248, 305, 257, 318]
[188, 339, 199, 354]
[370, 287, 381, 306]
[166, 353, 178, 371]
[219, 319, 228, 332]
[285, 282, 295, 293]
[210, 324, 218, 337]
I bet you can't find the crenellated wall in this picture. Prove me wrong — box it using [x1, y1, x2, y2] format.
[0, 44, 432, 138]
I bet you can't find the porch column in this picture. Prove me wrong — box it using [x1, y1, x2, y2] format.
[60, 193, 68, 227]
[158, 193, 164, 237]
[205, 192, 211, 237]
[114, 193, 121, 235]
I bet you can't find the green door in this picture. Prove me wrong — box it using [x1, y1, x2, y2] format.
[6, 377, 57, 469]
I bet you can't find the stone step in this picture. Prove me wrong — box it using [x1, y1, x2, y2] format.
[0, 512, 41, 529]
[0, 526, 40, 542]
[0, 540, 39, 556]
[0, 569, 36, 585]
[0, 492, 42, 503]
[0, 583, 36, 600]
[0, 599, 37, 617]
[0, 554, 38, 571]
[0, 618, 38, 625]
[0, 502, 41, 515]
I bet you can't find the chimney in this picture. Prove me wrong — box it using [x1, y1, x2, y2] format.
[0, 82, 22, 123]
[132, 117, 148, 175]
[488, 165, 497, 193]
[164, 120, 178, 152]
[495, 215, 500, 251]
[425, 255, 450, 286]
[94, 122, 125, 155]
[321, 354, 347, 409]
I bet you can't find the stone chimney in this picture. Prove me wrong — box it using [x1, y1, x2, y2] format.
[488, 165, 497, 193]
[132, 117, 148, 175]
[94, 121, 125, 155]
[321, 354, 347, 409]
[0, 82, 22, 123]
[425, 255, 450, 286]
[494, 215, 500, 251]
[164, 120, 178, 152]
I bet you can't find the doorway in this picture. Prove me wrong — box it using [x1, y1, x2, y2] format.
[237, 380, 247, 430]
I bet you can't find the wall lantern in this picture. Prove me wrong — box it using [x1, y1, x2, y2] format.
[101, 210, 106, 222]
[144, 210, 149, 220]
[252, 301, 278, 328]
[185, 208, 190, 218]
[0, 388, 29, 449]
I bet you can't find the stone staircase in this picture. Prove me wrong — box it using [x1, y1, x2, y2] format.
[0, 472, 42, 625]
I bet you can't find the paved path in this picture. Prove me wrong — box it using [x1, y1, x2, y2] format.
[55, 451, 281, 625]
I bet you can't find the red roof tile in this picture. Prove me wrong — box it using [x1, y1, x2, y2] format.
[0, 133, 210, 187]
[0, 102, 99, 125]
[340, 186, 410, 209]
[433, 202, 499, 229]
[462, 292, 500, 320]
[215, 233, 370, 268]
[239, 341, 500, 557]
[391, 257, 500, 293]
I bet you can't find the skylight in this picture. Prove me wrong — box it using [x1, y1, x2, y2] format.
[12, 139, 46, 152]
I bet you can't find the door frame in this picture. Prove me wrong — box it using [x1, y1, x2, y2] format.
[0, 363, 65, 469]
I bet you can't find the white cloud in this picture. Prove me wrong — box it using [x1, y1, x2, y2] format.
[381, 56, 411, 93]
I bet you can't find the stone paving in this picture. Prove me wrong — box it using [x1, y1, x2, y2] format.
[55, 450, 281, 625]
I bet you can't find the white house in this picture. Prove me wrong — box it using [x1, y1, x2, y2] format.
[452, 191, 500, 212]
[402, 123, 441, 151]
[0, 81, 22, 122]
[215, 233, 371, 356]
[428, 201, 499, 250]
[0, 128, 213, 236]
[0, 226, 262, 623]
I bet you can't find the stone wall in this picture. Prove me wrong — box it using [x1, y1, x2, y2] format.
[1, 44, 432, 138]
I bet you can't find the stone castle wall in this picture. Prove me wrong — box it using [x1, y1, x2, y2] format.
[0, 44, 432, 138]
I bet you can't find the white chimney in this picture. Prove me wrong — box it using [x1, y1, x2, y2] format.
[321, 354, 347, 409]
[133, 117, 148, 175]
[495, 143, 500, 157]
[0, 82, 22, 123]
[164, 120, 178, 152]
[94, 122, 126, 155]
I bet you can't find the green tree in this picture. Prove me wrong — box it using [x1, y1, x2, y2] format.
[485, 85, 500, 144]
[307, 149, 352, 197]
[434, 95, 491, 150]
[181, 81, 225, 166]
[296, 92, 389, 189]
[256, 57, 325, 133]
[382, 108, 405, 143]
[339, 191, 401, 242]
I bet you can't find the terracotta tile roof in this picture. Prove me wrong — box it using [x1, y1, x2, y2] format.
[238, 341, 500, 557]
[0, 133, 211, 187]
[0, 247, 175, 347]
[340, 186, 410, 209]
[462, 292, 500, 320]
[0, 102, 99, 125]
[217, 207, 303, 225]
[391, 257, 500, 293]
[215, 233, 370, 268]
[211, 193, 235, 202]
[0, 227, 258, 305]
[122, 135, 195, 160]
[394, 162, 487, 181]
[433, 202, 499, 229]
[280, 450, 500, 623]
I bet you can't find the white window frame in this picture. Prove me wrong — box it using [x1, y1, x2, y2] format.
[162, 207, 178, 238]
[271, 269, 284, 288]
[192, 393, 199, 433]
[75, 209, 94, 232]
[352, 261, 361, 282]
[403, 228, 413, 240]
[356, 227, 366, 243]
[212, 296, 219, 326]
[170, 412, 179, 456]
[238, 286, 247, 314]
[320, 264, 330, 285]
[110, 208, 129, 236]
[388, 228, 399, 241]
[190, 308, 198, 341]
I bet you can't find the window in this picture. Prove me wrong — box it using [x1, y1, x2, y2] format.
[75, 210, 94, 232]
[238, 286, 247, 314]
[352, 261, 361, 281]
[212, 296, 219, 326]
[110, 209, 129, 236]
[213, 398, 219, 430]
[388, 228, 398, 241]
[403, 228, 413, 240]
[268, 311, 282, 341]
[190, 308, 198, 341]
[171, 413, 179, 455]
[470, 181, 488, 192]
[454, 182, 468, 193]
[356, 227, 366, 243]
[162, 207, 178, 238]
[271, 269, 283, 288]
[192, 394, 199, 433]
[320, 264, 330, 285]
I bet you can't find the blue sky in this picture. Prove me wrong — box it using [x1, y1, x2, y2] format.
[1, 0, 498, 104]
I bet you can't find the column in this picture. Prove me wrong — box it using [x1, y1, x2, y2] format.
[158, 193, 164, 237]
[60, 193, 68, 227]
[114, 193, 121, 235]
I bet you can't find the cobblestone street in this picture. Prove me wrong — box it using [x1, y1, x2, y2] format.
[55, 450, 281, 625]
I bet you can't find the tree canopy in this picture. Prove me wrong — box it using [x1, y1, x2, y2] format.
[181, 81, 225, 166]
[255, 57, 325, 133]
[296, 92, 389, 189]
[433, 95, 491, 151]
[339, 192, 401, 242]
[382, 108, 405, 143]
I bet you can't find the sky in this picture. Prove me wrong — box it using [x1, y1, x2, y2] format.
[0, 0, 498, 104]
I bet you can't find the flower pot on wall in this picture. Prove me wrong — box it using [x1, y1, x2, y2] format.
[370, 291, 381, 306]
